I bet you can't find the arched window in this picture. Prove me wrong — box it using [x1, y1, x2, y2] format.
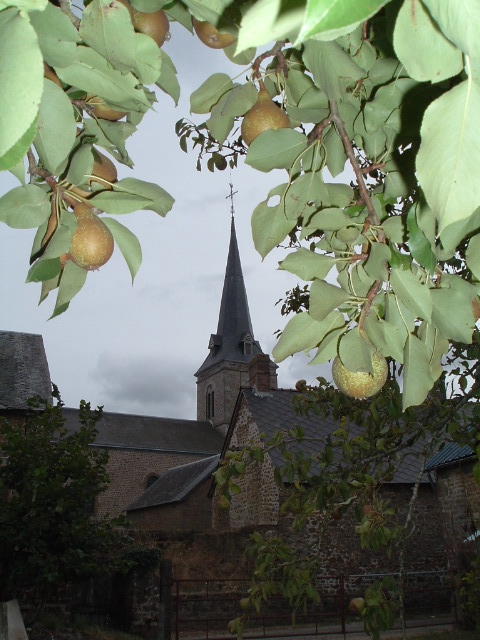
[146, 474, 159, 489]
[206, 385, 215, 420]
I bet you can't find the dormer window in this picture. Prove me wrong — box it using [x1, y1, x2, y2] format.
[208, 334, 222, 355]
[206, 385, 215, 420]
[241, 332, 254, 356]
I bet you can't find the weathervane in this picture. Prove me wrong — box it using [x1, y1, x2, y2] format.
[226, 178, 238, 219]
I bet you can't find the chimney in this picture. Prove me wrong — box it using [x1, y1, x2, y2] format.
[248, 354, 275, 392]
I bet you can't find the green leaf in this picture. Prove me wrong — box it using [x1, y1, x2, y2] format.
[83, 118, 136, 167]
[280, 248, 337, 281]
[156, 50, 180, 105]
[364, 243, 390, 281]
[33, 80, 77, 174]
[236, 0, 304, 54]
[80, 0, 137, 73]
[402, 334, 434, 411]
[390, 266, 432, 322]
[407, 203, 436, 275]
[8, 159, 26, 185]
[29, 3, 79, 67]
[251, 185, 298, 259]
[51, 261, 88, 318]
[273, 310, 344, 363]
[26, 257, 62, 283]
[0, 117, 38, 173]
[132, 33, 162, 85]
[190, 73, 233, 114]
[466, 234, 480, 280]
[55, 45, 151, 112]
[364, 314, 405, 363]
[0, 8, 43, 162]
[323, 126, 346, 177]
[417, 321, 449, 381]
[309, 325, 345, 365]
[303, 40, 364, 101]
[65, 144, 94, 187]
[246, 129, 308, 172]
[109, 177, 174, 216]
[88, 191, 153, 214]
[0, 0, 46, 11]
[393, 0, 463, 83]
[0, 185, 50, 228]
[417, 79, 480, 252]
[338, 328, 375, 373]
[206, 92, 235, 144]
[423, 0, 480, 58]
[430, 287, 475, 343]
[102, 217, 142, 282]
[181, 0, 232, 25]
[309, 279, 350, 321]
[221, 82, 258, 118]
[297, 0, 389, 44]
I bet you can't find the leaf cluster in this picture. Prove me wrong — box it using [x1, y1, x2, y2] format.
[0, 390, 133, 601]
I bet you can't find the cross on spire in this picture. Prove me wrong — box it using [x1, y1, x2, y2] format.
[226, 180, 238, 219]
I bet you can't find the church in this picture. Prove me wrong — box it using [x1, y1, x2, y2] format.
[0, 215, 478, 582]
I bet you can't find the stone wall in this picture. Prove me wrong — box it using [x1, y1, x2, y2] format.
[96, 449, 208, 517]
[213, 397, 279, 529]
[126, 476, 214, 531]
[434, 460, 480, 562]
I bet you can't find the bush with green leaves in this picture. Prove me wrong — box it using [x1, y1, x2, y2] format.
[0, 388, 139, 602]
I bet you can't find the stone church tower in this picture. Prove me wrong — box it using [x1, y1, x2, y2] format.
[195, 216, 277, 434]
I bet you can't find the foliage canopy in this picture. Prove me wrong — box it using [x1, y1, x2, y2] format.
[2, 0, 480, 408]
[0, 389, 135, 601]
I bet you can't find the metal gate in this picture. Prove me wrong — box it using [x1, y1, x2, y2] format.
[173, 570, 458, 640]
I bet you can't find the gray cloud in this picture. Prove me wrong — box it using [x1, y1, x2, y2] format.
[92, 352, 197, 419]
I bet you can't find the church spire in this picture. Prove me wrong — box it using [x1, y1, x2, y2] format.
[195, 193, 277, 433]
[195, 215, 263, 377]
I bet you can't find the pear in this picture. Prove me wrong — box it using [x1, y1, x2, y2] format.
[89, 149, 117, 190]
[332, 352, 388, 399]
[117, 0, 169, 47]
[86, 95, 127, 122]
[133, 8, 169, 47]
[69, 204, 114, 271]
[192, 17, 236, 49]
[241, 83, 290, 146]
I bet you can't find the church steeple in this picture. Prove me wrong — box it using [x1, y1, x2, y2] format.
[195, 213, 277, 434]
[196, 216, 262, 375]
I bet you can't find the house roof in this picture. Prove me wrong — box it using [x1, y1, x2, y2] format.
[0, 331, 52, 410]
[62, 407, 224, 455]
[227, 388, 430, 484]
[126, 454, 220, 511]
[195, 217, 263, 376]
[425, 440, 475, 471]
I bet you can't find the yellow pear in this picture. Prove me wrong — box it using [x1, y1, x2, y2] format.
[192, 17, 236, 49]
[69, 204, 114, 271]
[332, 352, 388, 399]
[241, 83, 290, 146]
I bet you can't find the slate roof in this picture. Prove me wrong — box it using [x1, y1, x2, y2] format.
[62, 407, 224, 454]
[226, 388, 430, 484]
[126, 454, 220, 511]
[425, 440, 475, 471]
[195, 217, 263, 376]
[0, 331, 52, 410]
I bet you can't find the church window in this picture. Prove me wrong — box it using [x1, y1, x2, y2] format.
[206, 385, 215, 420]
[146, 474, 159, 489]
[243, 333, 253, 355]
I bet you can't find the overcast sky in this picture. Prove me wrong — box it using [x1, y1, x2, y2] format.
[0, 22, 331, 419]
